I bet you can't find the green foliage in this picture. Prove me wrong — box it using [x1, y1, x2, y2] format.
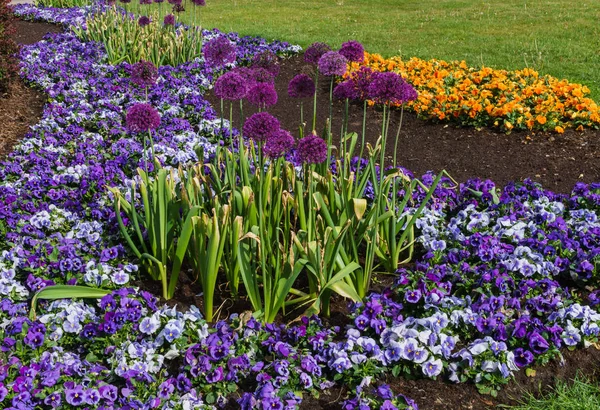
[73, 8, 203, 66]
[109, 167, 199, 301]
[505, 375, 600, 410]
[30, 285, 111, 320]
[36, 0, 91, 8]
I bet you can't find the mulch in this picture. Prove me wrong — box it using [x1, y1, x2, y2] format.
[6, 18, 600, 410]
[0, 20, 62, 158]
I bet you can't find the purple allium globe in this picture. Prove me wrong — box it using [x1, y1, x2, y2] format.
[297, 135, 327, 164]
[140, 0, 152, 4]
[138, 15, 151, 27]
[119, 0, 131, 4]
[401, 81, 418, 102]
[338, 40, 365, 63]
[163, 14, 176, 26]
[131, 60, 158, 88]
[264, 129, 295, 159]
[251, 50, 280, 77]
[367, 71, 404, 105]
[352, 66, 374, 99]
[191, 0, 205, 4]
[304, 42, 332, 65]
[154, 0, 164, 3]
[213, 71, 247, 101]
[203, 36, 237, 69]
[246, 82, 278, 108]
[288, 74, 315, 98]
[244, 67, 275, 85]
[243, 112, 280, 143]
[126, 103, 161, 133]
[333, 80, 358, 100]
[317, 51, 348, 77]
[167, 0, 181, 4]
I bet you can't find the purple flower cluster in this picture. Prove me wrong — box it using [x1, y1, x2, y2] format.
[318, 50, 348, 76]
[243, 112, 280, 143]
[304, 41, 331, 65]
[126, 103, 161, 132]
[130, 59, 158, 88]
[203, 35, 237, 69]
[339, 40, 365, 63]
[213, 70, 248, 101]
[247, 81, 278, 108]
[367, 71, 418, 105]
[288, 73, 315, 98]
[296, 135, 328, 164]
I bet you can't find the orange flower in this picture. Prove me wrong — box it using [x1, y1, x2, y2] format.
[555, 126, 565, 133]
[536, 115, 547, 125]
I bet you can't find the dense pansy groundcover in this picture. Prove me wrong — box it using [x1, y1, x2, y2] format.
[1, 4, 600, 409]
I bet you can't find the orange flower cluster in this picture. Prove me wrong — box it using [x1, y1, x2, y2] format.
[346, 53, 600, 133]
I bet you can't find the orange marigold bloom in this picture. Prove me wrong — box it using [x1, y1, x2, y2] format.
[536, 115, 547, 125]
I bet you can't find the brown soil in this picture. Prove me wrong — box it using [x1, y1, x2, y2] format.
[0, 20, 62, 158]
[206, 54, 600, 194]
[12, 19, 63, 45]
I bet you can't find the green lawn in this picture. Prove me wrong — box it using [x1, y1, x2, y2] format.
[133, 0, 600, 100]
[505, 376, 600, 410]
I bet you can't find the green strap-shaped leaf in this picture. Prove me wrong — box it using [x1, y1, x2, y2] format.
[30, 286, 111, 320]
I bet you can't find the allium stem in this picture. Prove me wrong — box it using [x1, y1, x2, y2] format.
[300, 101, 304, 135]
[148, 129, 156, 169]
[220, 98, 224, 133]
[312, 75, 318, 132]
[393, 104, 404, 171]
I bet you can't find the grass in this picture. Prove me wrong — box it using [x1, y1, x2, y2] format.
[506, 376, 600, 410]
[129, 0, 600, 100]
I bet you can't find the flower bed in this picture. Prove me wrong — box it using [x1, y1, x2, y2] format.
[345, 52, 600, 133]
[1, 5, 600, 410]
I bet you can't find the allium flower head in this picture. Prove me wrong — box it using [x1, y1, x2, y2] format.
[288, 74, 315, 98]
[247, 68, 275, 84]
[163, 14, 176, 26]
[333, 80, 358, 100]
[243, 112, 280, 143]
[131, 60, 158, 88]
[339, 40, 365, 63]
[351, 66, 374, 99]
[126, 103, 161, 133]
[138, 15, 151, 27]
[304, 42, 332, 65]
[317, 51, 348, 77]
[119, 0, 131, 3]
[140, 0, 153, 4]
[251, 50, 280, 77]
[297, 135, 327, 164]
[203, 36, 237, 69]
[213, 71, 247, 101]
[367, 71, 413, 105]
[191, 0, 205, 4]
[247, 82, 278, 108]
[264, 129, 295, 158]
[154, 0, 164, 3]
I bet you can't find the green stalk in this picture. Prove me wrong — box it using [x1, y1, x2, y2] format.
[312, 75, 318, 132]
